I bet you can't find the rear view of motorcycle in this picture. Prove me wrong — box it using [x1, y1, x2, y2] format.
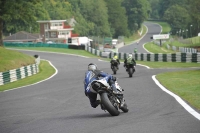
[111, 60, 118, 75]
[125, 64, 135, 77]
[88, 77, 129, 116]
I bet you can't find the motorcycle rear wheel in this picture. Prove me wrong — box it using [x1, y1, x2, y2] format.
[100, 93, 120, 116]
[113, 66, 117, 75]
[129, 68, 133, 77]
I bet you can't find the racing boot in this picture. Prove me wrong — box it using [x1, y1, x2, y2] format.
[100, 103, 106, 110]
[119, 97, 125, 109]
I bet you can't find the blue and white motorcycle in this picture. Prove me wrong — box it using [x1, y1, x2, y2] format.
[87, 77, 128, 116]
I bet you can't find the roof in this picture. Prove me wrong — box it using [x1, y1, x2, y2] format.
[3, 31, 40, 42]
[37, 20, 66, 23]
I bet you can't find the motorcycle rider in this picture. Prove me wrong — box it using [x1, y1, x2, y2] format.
[84, 63, 122, 108]
[134, 47, 137, 54]
[110, 53, 120, 69]
[124, 54, 136, 72]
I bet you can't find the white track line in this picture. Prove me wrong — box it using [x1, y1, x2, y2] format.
[152, 75, 200, 121]
[3, 59, 58, 92]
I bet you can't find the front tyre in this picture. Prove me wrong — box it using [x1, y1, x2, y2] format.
[100, 93, 120, 116]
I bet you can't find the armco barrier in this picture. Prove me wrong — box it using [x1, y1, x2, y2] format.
[85, 46, 200, 63]
[0, 56, 40, 86]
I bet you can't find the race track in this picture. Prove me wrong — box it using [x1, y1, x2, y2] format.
[0, 22, 199, 133]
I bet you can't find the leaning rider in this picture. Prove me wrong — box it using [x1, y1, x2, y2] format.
[124, 54, 136, 71]
[84, 63, 122, 108]
[110, 53, 120, 69]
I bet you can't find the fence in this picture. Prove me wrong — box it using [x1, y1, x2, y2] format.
[0, 57, 40, 86]
[4, 42, 69, 49]
[85, 46, 200, 63]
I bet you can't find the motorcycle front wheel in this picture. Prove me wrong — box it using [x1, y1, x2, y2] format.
[100, 93, 120, 116]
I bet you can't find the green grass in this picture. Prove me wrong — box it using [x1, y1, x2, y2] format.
[144, 42, 175, 53]
[0, 47, 35, 72]
[0, 60, 56, 91]
[6, 47, 98, 58]
[136, 61, 200, 68]
[170, 40, 200, 47]
[156, 70, 200, 110]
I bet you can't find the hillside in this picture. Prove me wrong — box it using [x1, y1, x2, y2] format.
[0, 47, 35, 72]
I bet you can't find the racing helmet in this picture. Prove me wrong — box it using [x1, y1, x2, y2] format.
[88, 63, 97, 71]
[128, 54, 132, 58]
[113, 55, 118, 60]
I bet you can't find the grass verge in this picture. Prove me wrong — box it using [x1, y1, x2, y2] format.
[0, 47, 35, 72]
[156, 70, 200, 110]
[0, 60, 56, 92]
[136, 61, 200, 68]
[6, 47, 98, 58]
[144, 42, 175, 54]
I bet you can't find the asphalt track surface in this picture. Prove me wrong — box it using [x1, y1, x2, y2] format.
[0, 22, 200, 133]
[119, 22, 161, 53]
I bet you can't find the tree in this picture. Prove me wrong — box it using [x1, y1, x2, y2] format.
[158, 0, 187, 19]
[42, 0, 72, 20]
[0, 0, 47, 47]
[147, 0, 159, 19]
[188, 0, 200, 36]
[122, 0, 150, 34]
[79, 0, 111, 37]
[104, 0, 129, 38]
[163, 4, 190, 34]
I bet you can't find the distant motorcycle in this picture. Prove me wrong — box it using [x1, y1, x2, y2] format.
[111, 60, 119, 75]
[125, 64, 135, 77]
[87, 77, 129, 116]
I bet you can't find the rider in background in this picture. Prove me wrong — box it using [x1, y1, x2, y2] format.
[110, 53, 120, 69]
[84, 63, 121, 108]
[134, 47, 137, 54]
[124, 54, 136, 72]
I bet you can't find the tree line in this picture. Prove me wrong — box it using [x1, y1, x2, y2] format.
[0, 0, 200, 46]
[148, 0, 200, 38]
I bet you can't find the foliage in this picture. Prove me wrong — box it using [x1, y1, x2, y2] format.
[1, 0, 200, 47]
[104, 0, 129, 37]
[122, 0, 150, 34]
[164, 5, 190, 30]
[0, 0, 48, 46]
